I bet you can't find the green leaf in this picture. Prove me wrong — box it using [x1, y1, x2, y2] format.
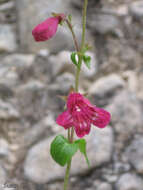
[75, 139, 90, 167]
[82, 44, 92, 54]
[68, 14, 72, 23]
[50, 135, 78, 166]
[83, 55, 91, 69]
[71, 52, 79, 67]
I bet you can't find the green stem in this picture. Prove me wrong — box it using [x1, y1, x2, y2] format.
[64, 159, 72, 190]
[63, 128, 73, 190]
[81, 0, 88, 51]
[75, 0, 88, 92]
[66, 19, 79, 52]
[63, 1, 88, 189]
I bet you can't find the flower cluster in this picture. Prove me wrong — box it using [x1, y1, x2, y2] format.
[56, 92, 111, 138]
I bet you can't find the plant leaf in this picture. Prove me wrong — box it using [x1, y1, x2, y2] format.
[68, 14, 72, 23]
[71, 52, 79, 67]
[83, 55, 91, 69]
[75, 139, 90, 167]
[50, 135, 78, 166]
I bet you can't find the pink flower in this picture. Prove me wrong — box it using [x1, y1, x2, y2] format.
[32, 14, 65, 42]
[56, 92, 111, 138]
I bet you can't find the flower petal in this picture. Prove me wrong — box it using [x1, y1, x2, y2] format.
[32, 17, 59, 42]
[74, 120, 91, 138]
[73, 112, 91, 138]
[90, 107, 111, 128]
[56, 110, 73, 129]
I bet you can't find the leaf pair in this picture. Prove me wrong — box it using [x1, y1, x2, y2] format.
[71, 52, 91, 69]
[50, 135, 90, 167]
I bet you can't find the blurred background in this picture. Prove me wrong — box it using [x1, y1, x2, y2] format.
[0, 0, 143, 189]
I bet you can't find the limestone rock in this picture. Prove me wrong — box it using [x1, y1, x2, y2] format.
[88, 13, 120, 35]
[55, 72, 75, 93]
[0, 165, 7, 184]
[125, 136, 143, 174]
[89, 74, 125, 106]
[48, 51, 74, 77]
[94, 182, 112, 190]
[1, 54, 35, 68]
[106, 90, 143, 150]
[129, 1, 143, 21]
[0, 100, 20, 120]
[116, 173, 143, 190]
[0, 24, 17, 52]
[0, 138, 9, 157]
[0, 54, 35, 87]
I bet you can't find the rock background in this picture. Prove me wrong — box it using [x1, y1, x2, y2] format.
[0, 0, 143, 189]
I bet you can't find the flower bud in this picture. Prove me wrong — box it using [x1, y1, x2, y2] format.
[32, 14, 65, 42]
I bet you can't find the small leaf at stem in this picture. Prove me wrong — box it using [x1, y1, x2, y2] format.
[83, 55, 91, 69]
[75, 139, 90, 167]
[50, 135, 78, 166]
[68, 14, 72, 23]
[71, 52, 79, 67]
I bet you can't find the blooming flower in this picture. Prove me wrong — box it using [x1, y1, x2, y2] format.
[56, 92, 111, 138]
[32, 14, 65, 42]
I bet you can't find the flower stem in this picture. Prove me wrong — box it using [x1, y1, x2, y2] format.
[63, 128, 73, 190]
[63, 0, 88, 189]
[63, 159, 72, 190]
[66, 19, 79, 52]
[75, 0, 88, 92]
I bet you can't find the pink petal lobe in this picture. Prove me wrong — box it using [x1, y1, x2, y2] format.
[73, 112, 91, 138]
[56, 110, 73, 129]
[90, 107, 111, 128]
[74, 121, 91, 138]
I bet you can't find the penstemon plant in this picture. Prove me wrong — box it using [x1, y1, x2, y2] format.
[32, 0, 111, 190]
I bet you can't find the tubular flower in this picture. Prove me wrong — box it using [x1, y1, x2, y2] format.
[32, 14, 65, 42]
[56, 92, 111, 138]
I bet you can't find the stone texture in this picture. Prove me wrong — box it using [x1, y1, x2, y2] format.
[0, 138, 9, 157]
[24, 127, 113, 183]
[1, 54, 35, 68]
[89, 74, 125, 106]
[116, 173, 143, 190]
[0, 54, 35, 87]
[88, 13, 120, 35]
[0, 84, 14, 99]
[15, 80, 48, 121]
[0, 24, 17, 52]
[106, 90, 143, 150]
[48, 51, 74, 77]
[0, 66, 18, 87]
[0, 100, 20, 120]
[0, 165, 7, 184]
[22, 113, 59, 148]
[125, 136, 143, 174]
[55, 72, 75, 93]
[94, 182, 112, 190]
[129, 1, 143, 21]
